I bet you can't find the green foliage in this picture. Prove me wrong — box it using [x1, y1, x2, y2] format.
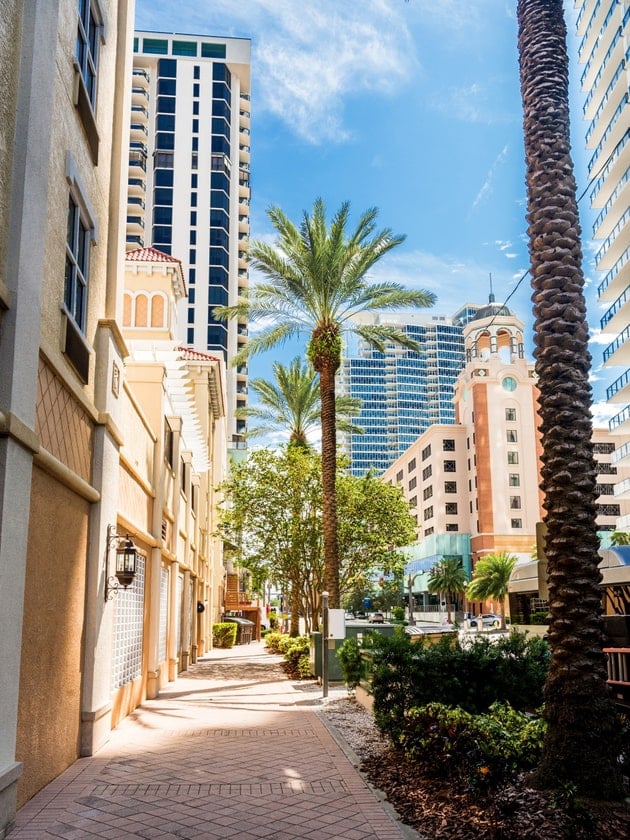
[400, 702, 546, 793]
[212, 623, 238, 649]
[282, 636, 312, 678]
[391, 606, 405, 621]
[466, 552, 517, 628]
[264, 631, 284, 654]
[297, 653, 313, 679]
[217, 446, 417, 630]
[529, 611, 549, 625]
[370, 630, 550, 743]
[239, 356, 362, 444]
[337, 637, 363, 689]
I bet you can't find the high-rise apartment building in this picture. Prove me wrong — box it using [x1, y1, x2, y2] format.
[339, 307, 481, 476]
[574, 1, 630, 527]
[381, 302, 630, 618]
[127, 32, 251, 448]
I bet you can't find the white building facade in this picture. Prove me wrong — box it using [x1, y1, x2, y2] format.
[127, 32, 251, 449]
[574, 0, 630, 526]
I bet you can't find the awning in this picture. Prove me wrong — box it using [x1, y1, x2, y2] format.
[508, 560, 539, 594]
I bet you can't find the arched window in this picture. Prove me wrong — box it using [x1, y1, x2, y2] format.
[151, 293, 166, 327]
[135, 293, 148, 327]
[123, 293, 132, 327]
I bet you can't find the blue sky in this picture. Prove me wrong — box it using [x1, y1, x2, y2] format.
[134, 0, 612, 425]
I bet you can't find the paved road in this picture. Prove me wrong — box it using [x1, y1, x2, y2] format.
[10, 642, 416, 840]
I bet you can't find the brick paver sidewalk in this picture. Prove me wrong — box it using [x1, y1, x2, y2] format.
[10, 641, 417, 839]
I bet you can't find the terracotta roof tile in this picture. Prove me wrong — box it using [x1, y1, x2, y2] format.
[178, 346, 221, 363]
[125, 247, 183, 265]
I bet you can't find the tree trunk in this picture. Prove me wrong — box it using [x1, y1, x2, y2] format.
[517, 0, 622, 798]
[289, 569, 300, 637]
[318, 356, 340, 608]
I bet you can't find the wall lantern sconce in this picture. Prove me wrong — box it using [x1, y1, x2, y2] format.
[105, 524, 138, 601]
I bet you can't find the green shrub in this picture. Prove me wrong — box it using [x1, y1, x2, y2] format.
[400, 701, 546, 794]
[264, 631, 284, 653]
[297, 653, 313, 679]
[392, 606, 405, 621]
[369, 630, 550, 743]
[212, 622, 237, 648]
[529, 611, 549, 625]
[337, 637, 363, 689]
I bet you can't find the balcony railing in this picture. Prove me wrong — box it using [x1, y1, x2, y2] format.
[603, 322, 630, 363]
[607, 367, 630, 401]
[609, 402, 630, 431]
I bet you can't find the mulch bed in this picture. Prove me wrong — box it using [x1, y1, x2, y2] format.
[361, 746, 630, 840]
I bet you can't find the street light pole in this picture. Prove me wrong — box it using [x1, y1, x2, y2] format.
[322, 590, 329, 699]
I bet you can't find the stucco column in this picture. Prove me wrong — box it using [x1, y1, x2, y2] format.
[0, 2, 59, 834]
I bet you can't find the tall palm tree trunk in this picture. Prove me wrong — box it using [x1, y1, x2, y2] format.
[318, 358, 341, 609]
[517, 0, 622, 797]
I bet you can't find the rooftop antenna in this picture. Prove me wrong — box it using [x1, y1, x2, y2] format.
[488, 272, 495, 304]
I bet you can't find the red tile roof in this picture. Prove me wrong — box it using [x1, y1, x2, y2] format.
[125, 247, 183, 265]
[178, 346, 221, 363]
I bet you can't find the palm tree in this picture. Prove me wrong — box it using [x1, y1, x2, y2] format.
[237, 356, 362, 447]
[609, 531, 630, 547]
[427, 558, 468, 624]
[465, 552, 516, 631]
[215, 198, 435, 607]
[517, 0, 623, 797]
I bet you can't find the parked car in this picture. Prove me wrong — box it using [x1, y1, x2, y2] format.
[369, 612, 385, 624]
[476, 613, 501, 629]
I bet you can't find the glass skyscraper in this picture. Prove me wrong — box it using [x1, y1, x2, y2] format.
[127, 32, 251, 448]
[339, 307, 481, 476]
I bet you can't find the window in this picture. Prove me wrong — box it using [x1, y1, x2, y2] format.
[502, 376, 517, 391]
[444, 481, 457, 493]
[164, 422, 174, 469]
[597, 504, 621, 516]
[507, 451, 519, 464]
[505, 407, 517, 421]
[407, 458, 416, 473]
[445, 524, 459, 532]
[409, 496, 417, 508]
[444, 459, 456, 472]
[422, 464, 432, 481]
[65, 196, 90, 332]
[593, 442, 615, 454]
[423, 506, 433, 521]
[509, 474, 520, 487]
[421, 444, 431, 461]
[595, 483, 615, 496]
[63, 154, 97, 381]
[424, 527, 434, 536]
[396, 470, 403, 483]
[423, 485, 433, 501]
[408, 476, 417, 491]
[445, 502, 458, 515]
[506, 430, 518, 443]
[74, 0, 102, 161]
[511, 519, 522, 528]
[443, 439, 455, 451]
[510, 496, 521, 509]
[76, 0, 101, 107]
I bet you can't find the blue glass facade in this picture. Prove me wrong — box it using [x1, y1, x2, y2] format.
[341, 314, 480, 476]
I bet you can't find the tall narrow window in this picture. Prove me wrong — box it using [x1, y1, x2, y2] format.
[65, 196, 89, 331]
[76, 0, 101, 107]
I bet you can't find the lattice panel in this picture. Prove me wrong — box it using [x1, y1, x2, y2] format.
[111, 553, 146, 691]
[158, 566, 169, 663]
[36, 359, 93, 483]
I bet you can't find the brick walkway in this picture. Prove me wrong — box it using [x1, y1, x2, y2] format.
[10, 642, 418, 839]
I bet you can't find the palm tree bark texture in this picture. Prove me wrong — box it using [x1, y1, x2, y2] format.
[517, 0, 622, 797]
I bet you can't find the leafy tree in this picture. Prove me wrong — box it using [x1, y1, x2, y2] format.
[610, 531, 630, 547]
[465, 552, 517, 630]
[427, 557, 469, 623]
[236, 356, 362, 446]
[214, 198, 435, 607]
[217, 448, 416, 630]
[517, 0, 623, 797]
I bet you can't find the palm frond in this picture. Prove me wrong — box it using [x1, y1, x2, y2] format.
[352, 324, 423, 354]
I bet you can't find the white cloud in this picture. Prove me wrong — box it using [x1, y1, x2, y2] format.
[136, 0, 417, 143]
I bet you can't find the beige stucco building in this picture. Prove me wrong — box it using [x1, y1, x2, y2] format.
[0, 4, 230, 835]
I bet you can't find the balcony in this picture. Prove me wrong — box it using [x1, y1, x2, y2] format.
[131, 104, 149, 122]
[128, 150, 147, 173]
[612, 439, 630, 466]
[598, 243, 630, 301]
[609, 403, 630, 434]
[595, 207, 630, 271]
[603, 323, 630, 366]
[607, 367, 630, 403]
[128, 177, 146, 195]
[600, 283, 630, 334]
